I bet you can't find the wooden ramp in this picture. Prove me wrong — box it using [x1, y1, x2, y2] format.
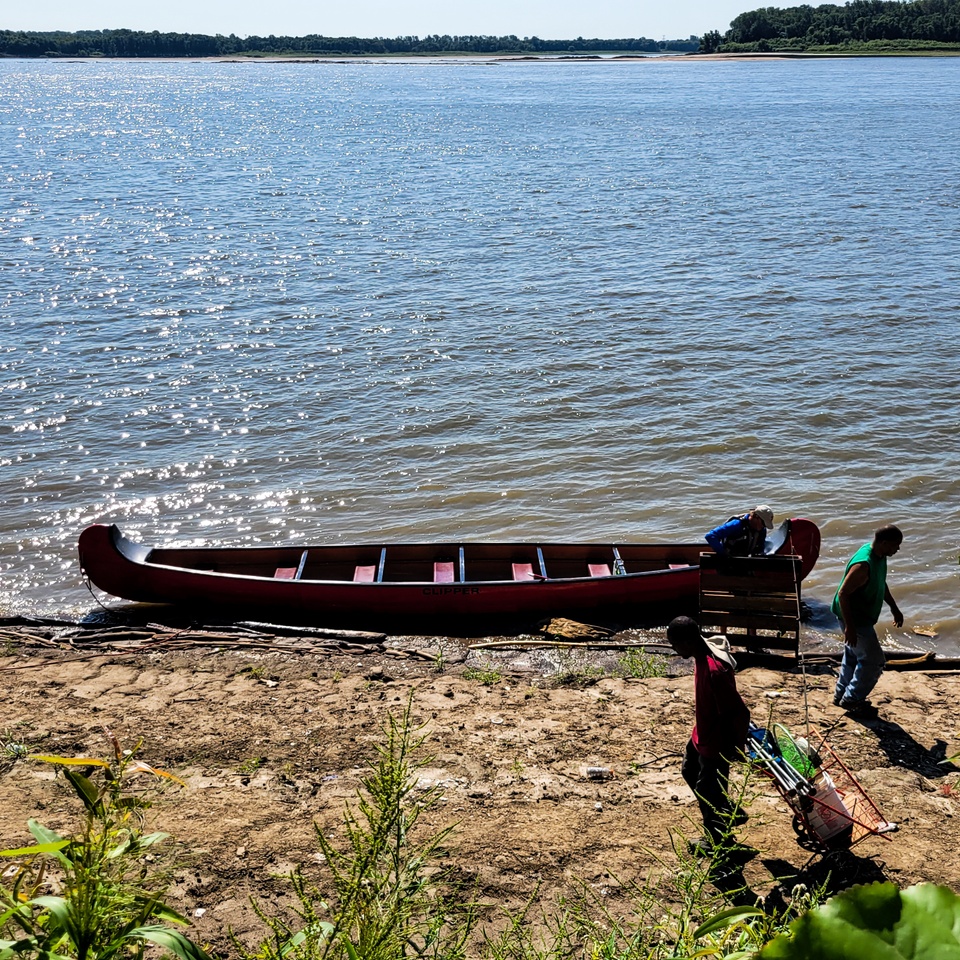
[698, 552, 802, 654]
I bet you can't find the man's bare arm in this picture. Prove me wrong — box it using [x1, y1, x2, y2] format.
[884, 585, 904, 627]
[838, 562, 869, 645]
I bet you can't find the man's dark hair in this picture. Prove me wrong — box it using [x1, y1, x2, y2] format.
[666, 615, 702, 645]
[874, 524, 903, 544]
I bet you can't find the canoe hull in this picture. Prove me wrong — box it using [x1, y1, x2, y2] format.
[77, 519, 820, 627]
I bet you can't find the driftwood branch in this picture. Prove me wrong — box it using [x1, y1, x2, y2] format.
[470, 639, 673, 651]
[0, 618, 388, 664]
[237, 621, 386, 642]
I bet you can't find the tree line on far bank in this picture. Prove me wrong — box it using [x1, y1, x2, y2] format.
[3, 0, 960, 60]
[701, 0, 960, 52]
[0, 30, 698, 58]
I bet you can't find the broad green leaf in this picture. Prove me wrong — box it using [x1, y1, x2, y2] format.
[760, 882, 960, 959]
[130, 925, 212, 960]
[30, 895, 70, 914]
[23, 822, 70, 868]
[0, 841, 69, 857]
[279, 921, 335, 957]
[63, 769, 103, 815]
[26, 821, 64, 846]
[27, 755, 110, 768]
[693, 905, 765, 938]
[0, 938, 71, 960]
[29, 895, 73, 938]
[106, 836, 132, 859]
[0, 904, 33, 927]
[137, 831, 170, 848]
[151, 903, 191, 925]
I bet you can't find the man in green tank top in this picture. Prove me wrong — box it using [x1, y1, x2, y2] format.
[831, 525, 904, 717]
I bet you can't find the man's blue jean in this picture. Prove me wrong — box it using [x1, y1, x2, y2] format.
[835, 623, 885, 705]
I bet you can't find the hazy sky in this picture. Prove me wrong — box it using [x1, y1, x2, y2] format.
[3, 0, 751, 40]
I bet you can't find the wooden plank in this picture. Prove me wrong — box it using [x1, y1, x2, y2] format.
[724, 635, 799, 652]
[699, 553, 801, 573]
[700, 564, 800, 580]
[699, 557, 799, 573]
[698, 572, 800, 593]
[701, 594, 799, 615]
[700, 590, 800, 607]
[701, 610, 800, 628]
[701, 611, 800, 632]
[238, 621, 386, 642]
[699, 583, 799, 599]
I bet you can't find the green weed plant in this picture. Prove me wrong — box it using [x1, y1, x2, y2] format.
[236, 696, 476, 960]
[550, 648, 605, 686]
[614, 648, 668, 680]
[4, 700, 940, 960]
[0, 726, 209, 959]
[239, 698, 832, 960]
[462, 666, 502, 686]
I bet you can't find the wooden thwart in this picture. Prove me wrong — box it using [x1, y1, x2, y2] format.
[699, 552, 802, 654]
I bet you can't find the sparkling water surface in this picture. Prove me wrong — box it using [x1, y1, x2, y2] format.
[2, 57, 959, 650]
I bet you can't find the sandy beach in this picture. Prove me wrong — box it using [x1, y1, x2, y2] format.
[0, 630, 957, 955]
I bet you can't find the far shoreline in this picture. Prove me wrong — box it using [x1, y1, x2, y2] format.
[8, 50, 960, 65]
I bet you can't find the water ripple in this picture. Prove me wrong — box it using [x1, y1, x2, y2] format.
[2, 58, 959, 647]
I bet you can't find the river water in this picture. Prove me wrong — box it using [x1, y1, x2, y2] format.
[2, 56, 958, 651]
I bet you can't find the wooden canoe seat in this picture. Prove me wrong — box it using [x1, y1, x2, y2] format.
[512, 562, 536, 581]
[669, 563, 689, 570]
[434, 561, 455, 583]
[588, 563, 612, 577]
[275, 550, 308, 580]
[353, 565, 377, 582]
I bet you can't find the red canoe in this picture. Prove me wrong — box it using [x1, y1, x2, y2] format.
[78, 519, 820, 628]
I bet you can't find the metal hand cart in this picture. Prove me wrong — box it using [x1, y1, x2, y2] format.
[747, 722, 897, 853]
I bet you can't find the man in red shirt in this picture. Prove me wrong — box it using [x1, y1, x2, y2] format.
[667, 616, 751, 854]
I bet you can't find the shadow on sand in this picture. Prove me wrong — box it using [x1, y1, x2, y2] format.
[76, 598, 700, 638]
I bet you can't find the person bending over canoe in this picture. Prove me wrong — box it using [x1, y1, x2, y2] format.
[666, 616, 751, 856]
[832, 524, 905, 718]
[705, 505, 774, 557]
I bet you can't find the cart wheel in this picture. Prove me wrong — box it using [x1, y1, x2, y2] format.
[791, 814, 821, 852]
